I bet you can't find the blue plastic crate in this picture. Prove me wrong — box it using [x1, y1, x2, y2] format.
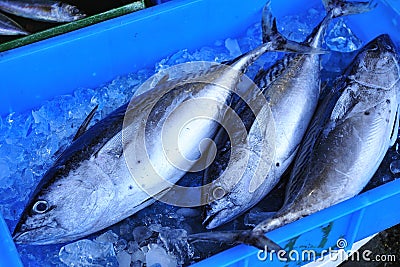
[0, 0, 400, 266]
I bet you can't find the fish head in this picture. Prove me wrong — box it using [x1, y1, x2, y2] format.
[12, 196, 67, 245]
[351, 34, 400, 90]
[52, 2, 86, 22]
[13, 162, 114, 245]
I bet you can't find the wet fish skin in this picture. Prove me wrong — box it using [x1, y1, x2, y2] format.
[0, 0, 85, 22]
[190, 33, 400, 250]
[202, 0, 374, 229]
[11, 24, 317, 245]
[254, 33, 400, 240]
[0, 12, 28, 35]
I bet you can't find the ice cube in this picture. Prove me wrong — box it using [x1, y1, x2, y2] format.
[193, 47, 223, 62]
[59, 239, 118, 267]
[119, 223, 131, 236]
[116, 250, 131, 267]
[0, 159, 11, 186]
[225, 38, 242, 58]
[172, 49, 195, 64]
[114, 238, 128, 253]
[132, 226, 153, 245]
[127, 240, 140, 254]
[23, 115, 34, 138]
[146, 244, 177, 267]
[95, 230, 119, 244]
[159, 228, 193, 264]
[245, 22, 262, 47]
[140, 246, 149, 254]
[149, 224, 163, 233]
[131, 243, 145, 263]
[326, 19, 363, 52]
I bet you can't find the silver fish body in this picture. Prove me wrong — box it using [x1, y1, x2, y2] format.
[202, 0, 362, 229]
[0, 12, 28, 35]
[12, 37, 298, 245]
[0, 0, 85, 22]
[254, 34, 400, 235]
[189, 33, 400, 251]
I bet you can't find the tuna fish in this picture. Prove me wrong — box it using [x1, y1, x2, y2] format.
[0, 12, 28, 35]
[190, 33, 400, 250]
[252, 33, 400, 235]
[12, 14, 319, 244]
[201, 0, 375, 229]
[0, 0, 85, 23]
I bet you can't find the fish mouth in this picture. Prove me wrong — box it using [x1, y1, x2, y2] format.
[73, 13, 87, 20]
[13, 225, 49, 244]
[203, 207, 233, 229]
[66, 6, 86, 21]
[12, 223, 68, 245]
[12, 230, 32, 244]
[203, 212, 219, 229]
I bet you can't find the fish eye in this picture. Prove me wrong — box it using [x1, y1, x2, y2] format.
[71, 8, 80, 15]
[384, 43, 393, 51]
[32, 200, 49, 214]
[368, 44, 379, 51]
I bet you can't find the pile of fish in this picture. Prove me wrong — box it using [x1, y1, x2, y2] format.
[0, 0, 85, 35]
[7, 0, 400, 265]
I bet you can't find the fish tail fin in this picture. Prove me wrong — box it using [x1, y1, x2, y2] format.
[261, 0, 326, 54]
[322, 0, 377, 18]
[261, 0, 275, 44]
[188, 230, 283, 251]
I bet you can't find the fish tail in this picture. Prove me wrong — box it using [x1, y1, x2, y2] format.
[323, 0, 377, 18]
[188, 230, 283, 251]
[261, 0, 274, 44]
[261, 0, 326, 54]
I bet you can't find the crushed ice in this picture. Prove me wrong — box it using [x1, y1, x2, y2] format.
[326, 19, 363, 52]
[59, 238, 118, 267]
[0, 3, 390, 267]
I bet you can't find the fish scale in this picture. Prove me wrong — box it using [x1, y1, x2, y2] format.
[190, 0, 379, 251]
[12, 12, 320, 244]
[255, 54, 296, 89]
[254, 33, 400, 239]
[201, 0, 373, 230]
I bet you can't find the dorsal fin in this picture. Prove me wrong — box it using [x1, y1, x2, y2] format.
[73, 105, 98, 141]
